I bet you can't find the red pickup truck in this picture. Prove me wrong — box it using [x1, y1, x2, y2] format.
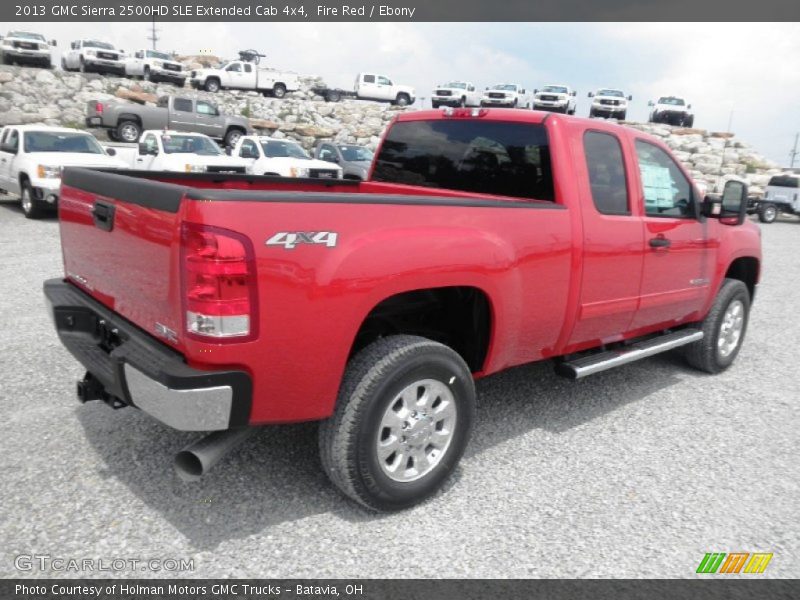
[44, 108, 761, 511]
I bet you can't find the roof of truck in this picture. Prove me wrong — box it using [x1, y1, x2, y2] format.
[394, 108, 549, 125]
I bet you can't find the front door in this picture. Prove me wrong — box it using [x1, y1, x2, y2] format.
[569, 129, 644, 347]
[629, 138, 714, 331]
[195, 100, 224, 138]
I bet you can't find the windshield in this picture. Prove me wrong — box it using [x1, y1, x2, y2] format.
[542, 86, 568, 94]
[493, 84, 518, 91]
[260, 140, 310, 159]
[146, 50, 172, 60]
[658, 97, 685, 106]
[339, 145, 373, 162]
[162, 135, 222, 155]
[8, 31, 46, 41]
[442, 82, 466, 89]
[24, 131, 104, 154]
[84, 40, 114, 50]
[598, 89, 624, 97]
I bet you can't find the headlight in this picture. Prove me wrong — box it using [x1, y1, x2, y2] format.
[185, 164, 206, 173]
[1, 40, 12, 47]
[290, 167, 310, 178]
[85, 49, 96, 56]
[153, 60, 163, 67]
[37, 165, 61, 179]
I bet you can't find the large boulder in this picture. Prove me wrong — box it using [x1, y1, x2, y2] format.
[114, 87, 158, 104]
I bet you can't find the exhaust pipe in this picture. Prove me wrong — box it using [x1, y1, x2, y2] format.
[174, 427, 256, 482]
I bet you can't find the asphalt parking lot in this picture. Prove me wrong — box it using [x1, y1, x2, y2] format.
[0, 196, 797, 579]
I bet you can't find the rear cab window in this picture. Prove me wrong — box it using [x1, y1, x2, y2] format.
[583, 131, 629, 215]
[767, 175, 799, 188]
[372, 119, 554, 202]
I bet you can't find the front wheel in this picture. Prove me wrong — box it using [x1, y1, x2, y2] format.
[143, 66, 151, 82]
[683, 279, 750, 374]
[395, 93, 410, 107]
[319, 335, 476, 512]
[204, 78, 220, 93]
[758, 203, 778, 223]
[20, 180, 45, 219]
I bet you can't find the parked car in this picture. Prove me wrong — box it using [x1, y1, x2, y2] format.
[0, 30, 56, 68]
[588, 88, 632, 120]
[45, 109, 759, 512]
[0, 125, 126, 218]
[312, 73, 416, 106]
[480, 83, 532, 108]
[314, 142, 373, 180]
[62, 39, 125, 75]
[128, 130, 249, 174]
[189, 52, 299, 97]
[85, 95, 253, 146]
[431, 82, 482, 108]
[648, 96, 694, 127]
[533, 84, 577, 114]
[125, 49, 186, 86]
[233, 135, 342, 179]
[751, 173, 800, 223]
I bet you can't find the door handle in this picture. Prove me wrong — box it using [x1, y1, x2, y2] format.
[91, 200, 115, 232]
[649, 237, 671, 248]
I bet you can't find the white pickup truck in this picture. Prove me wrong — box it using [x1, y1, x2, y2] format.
[533, 84, 577, 114]
[431, 82, 482, 108]
[648, 96, 694, 127]
[190, 58, 299, 98]
[1, 30, 56, 68]
[480, 84, 532, 109]
[0, 125, 127, 218]
[588, 88, 633, 120]
[125, 49, 186, 86]
[313, 73, 416, 106]
[62, 39, 126, 75]
[233, 135, 343, 179]
[130, 130, 250, 174]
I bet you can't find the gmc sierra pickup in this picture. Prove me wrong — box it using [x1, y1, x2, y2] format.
[45, 108, 761, 512]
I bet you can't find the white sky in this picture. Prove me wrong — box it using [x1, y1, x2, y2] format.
[6, 21, 799, 164]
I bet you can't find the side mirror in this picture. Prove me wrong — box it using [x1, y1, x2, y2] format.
[647, 100, 654, 107]
[571, 91, 576, 96]
[138, 142, 156, 156]
[50, 39, 57, 47]
[520, 89, 525, 94]
[534, 89, 539, 93]
[485, 86, 488, 90]
[627, 95, 633, 101]
[687, 104, 692, 109]
[105, 147, 116, 156]
[702, 181, 748, 225]
[588, 92, 594, 98]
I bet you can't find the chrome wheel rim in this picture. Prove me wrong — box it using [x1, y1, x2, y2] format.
[21, 187, 32, 213]
[119, 124, 138, 142]
[376, 378, 457, 483]
[764, 206, 776, 221]
[227, 131, 241, 147]
[718, 300, 745, 358]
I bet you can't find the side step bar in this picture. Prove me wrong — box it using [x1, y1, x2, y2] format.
[555, 329, 703, 380]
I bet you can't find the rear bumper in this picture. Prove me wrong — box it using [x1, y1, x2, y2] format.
[44, 279, 252, 431]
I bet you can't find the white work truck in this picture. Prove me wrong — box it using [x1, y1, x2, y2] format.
[533, 84, 577, 114]
[480, 84, 533, 109]
[0, 125, 127, 219]
[233, 135, 343, 179]
[753, 173, 800, 223]
[1, 30, 56, 68]
[62, 39, 125, 75]
[130, 130, 250, 174]
[312, 73, 416, 106]
[431, 82, 482, 108]
[588, 88, 633, 120]
[189, 51, 299, 97]
[125, 49, 186, 86]
[648, 96, 695, 127]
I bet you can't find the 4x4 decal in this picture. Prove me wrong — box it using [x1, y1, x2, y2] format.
[266, 231, 338, 250]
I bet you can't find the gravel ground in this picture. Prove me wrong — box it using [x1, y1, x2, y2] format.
[0, 196, 797, 579]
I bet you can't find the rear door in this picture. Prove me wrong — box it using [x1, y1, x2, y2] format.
[628, 137, 715, 330]
[358, 74, 379, 99]
[0, 128, 21, 193]
[569, 128, 644, 346]
[168, 97, 196, 132]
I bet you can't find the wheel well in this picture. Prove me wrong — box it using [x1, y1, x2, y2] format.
[351, 286, 492, 372]
[117, 114, 142, 126]
[725, 257, 759, 299]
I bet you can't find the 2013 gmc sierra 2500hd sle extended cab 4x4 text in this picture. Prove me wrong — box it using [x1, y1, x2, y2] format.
[44, 108, 761, 511]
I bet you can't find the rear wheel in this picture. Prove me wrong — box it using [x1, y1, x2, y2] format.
[224, 128, 244, 149]
[758, 203, 778, 223]
[20, 180, 45, 220]
[327, 90, 342, 103]
[116, 121, 141, 143]
[273, 83, 287, 99]
[684, 279, 750, 374]
[319, 335, 475, 512]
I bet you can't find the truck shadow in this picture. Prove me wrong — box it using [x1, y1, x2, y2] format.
[0, 197, 58, 219]
[77, 351, 690, 549]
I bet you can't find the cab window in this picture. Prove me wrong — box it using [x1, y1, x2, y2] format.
[226, 63, 241, 72]
[239, 139, 259, 158]
[318, 145, 337, 161]
[173, 98, 192, 112]
[142, 134, 158, 154]
[363, 75, 375, 83]
[584, 131, 629, 215]
[635, 140, 693, 218]
[244, 64, 252, 73]
[377, 76, 392, 86]
[196, 101, 218, 116]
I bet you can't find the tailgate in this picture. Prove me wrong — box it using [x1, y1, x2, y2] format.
[59, 168, 186, 350]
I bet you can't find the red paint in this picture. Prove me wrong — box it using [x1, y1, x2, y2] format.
[57, 110, 762, 425]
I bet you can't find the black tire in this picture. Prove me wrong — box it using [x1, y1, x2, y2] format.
[327, 90, 342, 103]
[116, 120, 141, 143]
[60, 57, 67, 71]
[757, 202, 778, 224]
[589, 109, 596, 118]
[319, 335, 476, 512]
[79, 57, 87, 73]
[618, 110, 627, 120]
[20, 179, 45, 220]
[1, 54, 11, 66]
[512, 98, 518, 109]
[684, 115, 694, 128]
[204, 78, 220, 93]
[273, 83, 287, 99]
[431, 101, 440, 109]
[683, 279, 750, 374]
[107, 130, 119, 142]
[459, 96, 467, 108]
[143, 66, 151, 82]
[395, 93, 411, 107]
[224, 128, 244, 149]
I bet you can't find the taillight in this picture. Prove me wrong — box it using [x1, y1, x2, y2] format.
[180, 223, 258, 342]
[95, 102, 104, 114]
